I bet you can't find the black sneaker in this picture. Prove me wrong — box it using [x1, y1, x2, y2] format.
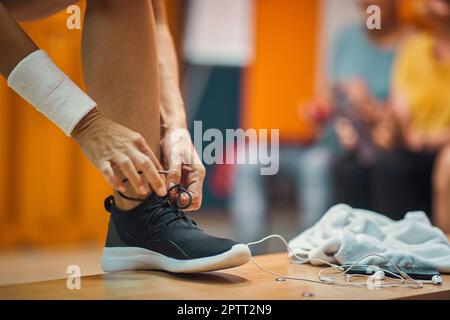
[101, 190, 250, 273]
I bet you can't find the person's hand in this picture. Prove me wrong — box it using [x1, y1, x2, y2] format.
[372, 112, 398, 151]
[341, 77, 374, 122]
[404, 129, 426, 152]
[160, 127, 205, 211]
[335, 117, 359, 150]
[342, 77, 370, 106]
[72, 108, 167, 197]
[299, 99, 332, 125]
[421, 131, 449, 151]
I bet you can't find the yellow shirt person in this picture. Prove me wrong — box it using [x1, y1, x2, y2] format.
[393, 32, 450, 134]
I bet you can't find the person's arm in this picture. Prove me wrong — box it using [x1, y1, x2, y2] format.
[152, 0, 186, 130]
[391, 88, 426, 151]
[0, 2, 37, 77]
[422, 129, 450, 150]
[152, 0, 205, 210]
[339, 77, 386, 124]
[389, 36, 431, 152]
[0, 1, 166, 197]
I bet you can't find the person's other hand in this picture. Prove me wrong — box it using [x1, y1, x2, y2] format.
[405, 129, 426, 152]
[372, 113, 398, 151]
[342, 77, 370, 106]
[160, 127, 205, 211]
[421, 131, 448, 151]
[341, 77, 374, 122]
[299, 98, 332, 125]
[72, 108, 167, 197]
[335, 117, 359, 150]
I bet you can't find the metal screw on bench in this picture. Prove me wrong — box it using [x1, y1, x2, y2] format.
[275, 277, 286, 282]
[302, 292, 314, 297]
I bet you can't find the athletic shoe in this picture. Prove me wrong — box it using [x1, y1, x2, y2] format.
[101, 192, 251, 273]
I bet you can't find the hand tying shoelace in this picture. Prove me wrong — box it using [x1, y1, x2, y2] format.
[104, 170, 196, 230]
[115, 170, 193, 209]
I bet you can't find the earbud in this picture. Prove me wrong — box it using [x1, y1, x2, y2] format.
[372, 270, 385, 280]
[432, 275, 443, 285]
[366, 266, 379, 274]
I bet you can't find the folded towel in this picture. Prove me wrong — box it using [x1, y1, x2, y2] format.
[288, 204, 450, 273]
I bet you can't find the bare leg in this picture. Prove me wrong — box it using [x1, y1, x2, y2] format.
[433, 145, 450, 233]
[82, 0, 161, 210]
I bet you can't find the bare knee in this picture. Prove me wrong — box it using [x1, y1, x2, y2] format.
[2, 0, 79, 21]
[433, 145, 450, 193]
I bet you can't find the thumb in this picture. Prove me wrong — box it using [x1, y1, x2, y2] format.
[167, 155, 182, 191]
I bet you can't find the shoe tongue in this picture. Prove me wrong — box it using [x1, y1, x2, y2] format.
[146, 199, 196, 227]
[109, 192, 166, 215]
[108, 192, 196, 226]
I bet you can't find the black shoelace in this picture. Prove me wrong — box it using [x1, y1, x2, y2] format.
[141, 193, 198, 233]
[117, 183, 193, 210]
[115, 176, 197, 230]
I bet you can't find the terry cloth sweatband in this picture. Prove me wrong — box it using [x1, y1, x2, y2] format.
[7, 50, 97, 136]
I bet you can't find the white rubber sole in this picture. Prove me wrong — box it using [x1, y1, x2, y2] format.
[101, 244, 251, 273]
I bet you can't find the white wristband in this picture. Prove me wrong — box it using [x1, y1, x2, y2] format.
[7, 50, 97, 136]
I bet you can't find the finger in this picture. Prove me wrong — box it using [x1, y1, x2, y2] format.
[184, 182, 203, 211]
[115, 154, 148, 195]
[183, 165, 205, 211]
[98, 161, 126, 192]
[178, 192, 191, 208]
[159, 142, 183, 201]
[167, 165, 182, 189]
[133, 134, 163, 171]
[167, 162, 183, 206]
[133, 134, 167, 191]
[128, 149, 167, 197]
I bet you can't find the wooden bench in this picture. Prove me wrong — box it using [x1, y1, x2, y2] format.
[1, 252, 448, 300]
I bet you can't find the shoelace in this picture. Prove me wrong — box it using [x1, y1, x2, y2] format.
[115, 169, 192, 208]
[113, 177, 197, 230]
[141, 194, 198, 233]
[117, 183, 193, 209]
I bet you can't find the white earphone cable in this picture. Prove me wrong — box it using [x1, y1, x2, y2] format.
[245, 234, 423, 289]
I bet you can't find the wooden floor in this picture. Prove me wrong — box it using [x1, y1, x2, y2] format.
[0, 245, 104, 286]
[0, 253, 449, 300]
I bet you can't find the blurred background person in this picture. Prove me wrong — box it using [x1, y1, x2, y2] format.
[307, 0, 412, 217]
[387, 0, 450, 231]
[228, 1, 344, 248]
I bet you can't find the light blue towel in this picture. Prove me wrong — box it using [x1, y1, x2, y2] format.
[289, 204, 450, 273]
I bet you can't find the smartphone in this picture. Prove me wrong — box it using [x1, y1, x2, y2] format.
[342, 264, 442, 283]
